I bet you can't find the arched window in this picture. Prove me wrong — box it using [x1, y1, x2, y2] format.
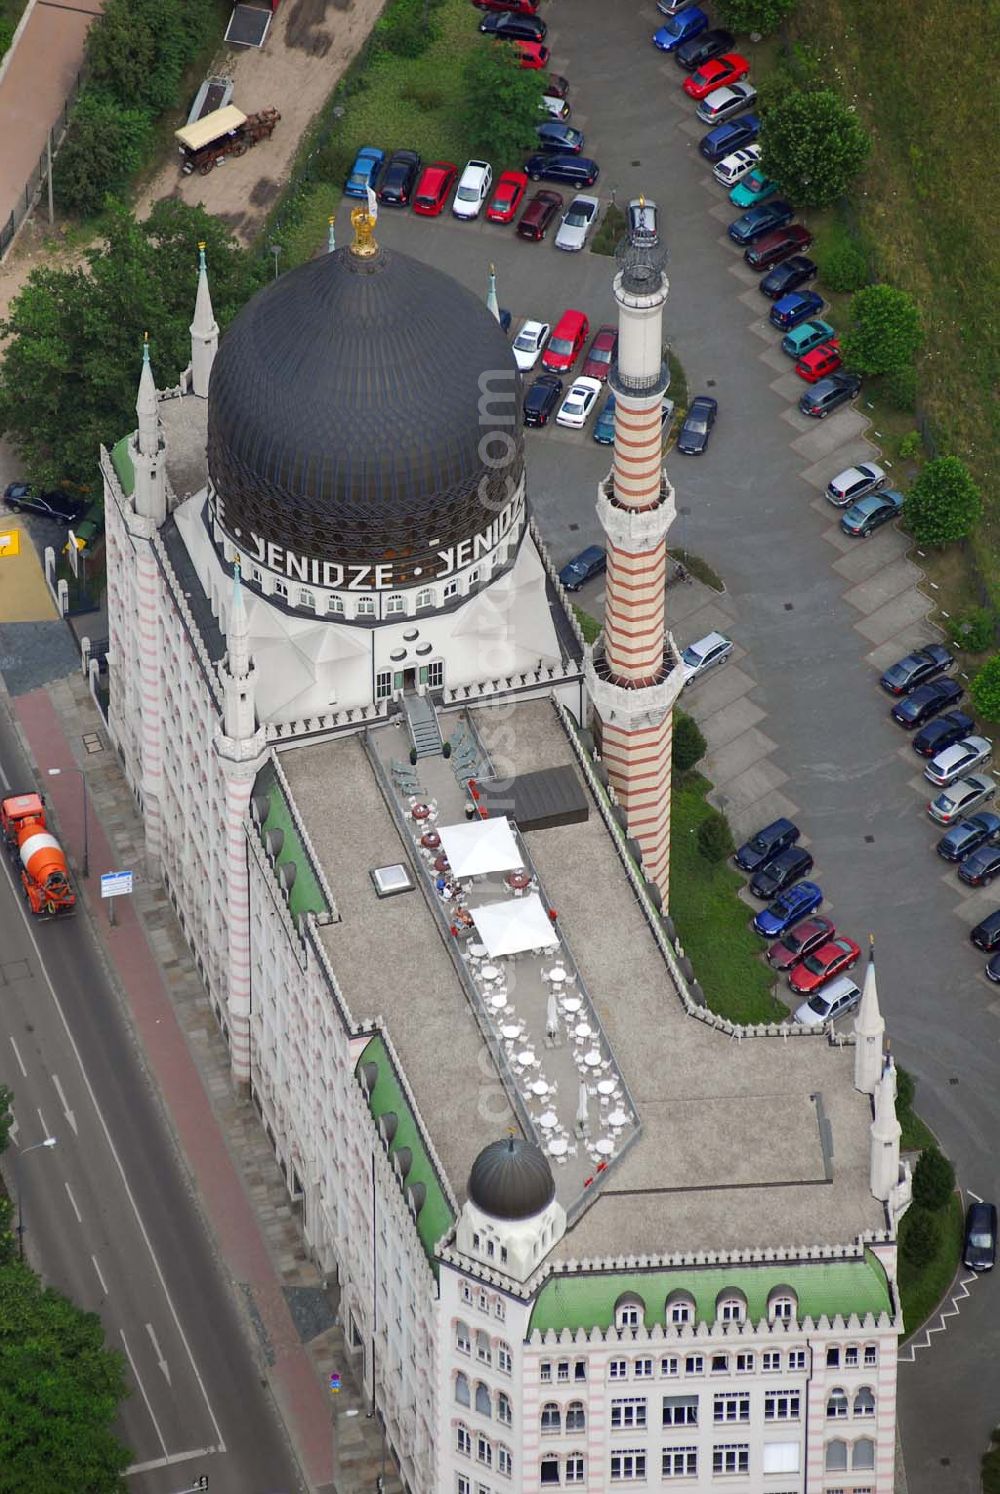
[498, 1444, 512, 1477]
[476, 1329, 491, 1365]
[497, 1340, 512, 1374]
[298, 589, 315, 610]
[456, 1320, 470, 1355]
[497, 1391, 512, 1427]
[825, 1439, 848, 1472]
[768, 1287, 797, 1323]
[852, 1437, 875, 1470]
[565, 1401, 586, 1431]
[475, 1382, 491, 1417]
[716, 1290, 746, 1324]
[385, 594, 406, 615]
[854, 1386, 876, 1418]
[666, 1290, 695, 1326]
[540, 1456, 560, 1486]
[327, 596, 344, 616]
[540, 1402, 561, 1433]
[615, 1292, 643, 1330]
[565, 1453, 585, 1484]
[355, 596, 375, 617]
[456, 1422, 471, 1456]
[416, 588, 435, 610]
[826, 1388, 849, 1420]
[455, 1371, 470, 1407]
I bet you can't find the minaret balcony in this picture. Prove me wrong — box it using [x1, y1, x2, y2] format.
[609, 359, 670, 401]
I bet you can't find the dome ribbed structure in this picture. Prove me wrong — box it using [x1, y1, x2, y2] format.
[468, 1136, 555, 1221]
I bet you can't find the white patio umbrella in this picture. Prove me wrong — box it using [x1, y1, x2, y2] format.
[576, 1080, 590, 1129]
[438, 815, 522, 877]
[546, 990, 559, 1037]
[469, 893, 560, 958]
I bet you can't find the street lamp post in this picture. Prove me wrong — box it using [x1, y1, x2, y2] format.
[14, 1137, 57, 1261]
[47, 766, 89, 878]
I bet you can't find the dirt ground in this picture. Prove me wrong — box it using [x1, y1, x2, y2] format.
[134, 0, 382, 244]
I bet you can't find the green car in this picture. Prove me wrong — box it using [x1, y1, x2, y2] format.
[780, 318, 836, 358]
[729, 168, 778, 209]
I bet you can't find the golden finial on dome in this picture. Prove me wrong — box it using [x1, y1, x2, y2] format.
[350, 204, 379, 258]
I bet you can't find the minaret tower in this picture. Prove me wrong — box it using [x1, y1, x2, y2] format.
[870, 1050, 902, 1203]
[189, 241, 218, 399]
[215, 558, 266, 1086]
[854, 936, 885, 1094]
[133, 334, 166, 524]
[585, 241, 686, 907]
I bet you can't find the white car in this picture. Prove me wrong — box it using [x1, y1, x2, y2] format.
[825, 462, 886, 507]
[695, 81, 758, 126]
[712, 143, 761, 187]
[925, 739, 994, 788]
[927, 773, 997, 826]
[555, 194, 599, 252]
[540, 93, 570, 120]
[793, 973, 862, 1027]
[452, 160, 492, 220]
[681, 630, 733, 686]
[512, 320, 551, 371]
[556, 376, 603, 428]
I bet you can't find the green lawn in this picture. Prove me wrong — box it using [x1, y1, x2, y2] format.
[670, 773, 786, 1025]
[900, 1104, 936, 1155]
[898, 1194, 964, 1339]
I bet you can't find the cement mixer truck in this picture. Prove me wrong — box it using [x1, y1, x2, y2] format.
[1, 793, 76, 917]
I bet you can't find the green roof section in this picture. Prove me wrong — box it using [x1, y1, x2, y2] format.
[358, 1035, 454, 1269]
[253, 762, 329, 921]
[529, 1253, 892, 1336]
[111, 435, 135, 497]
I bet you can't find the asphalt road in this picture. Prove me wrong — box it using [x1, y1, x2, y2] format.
[353, 2, 999, 1486]
[0, 706, 304, 1494]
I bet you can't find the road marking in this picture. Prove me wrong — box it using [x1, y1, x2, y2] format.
[91, 1253, 109, 1295]
[120, 1328, 168, 1458]
[967, 1188, 983, 1203]
[36, 1105, 51, 1138]
[899, 1271, 980, 1362]
[0, 755, 9, 790]
[9, 1036, 27, 1077]
[125, 1447, 218, 1476]
[51, 1073, 78, 1135]
[0, 852, 225, 1453]
[146, 1322, 172, 1385]
[64, 1181, 82, 1223]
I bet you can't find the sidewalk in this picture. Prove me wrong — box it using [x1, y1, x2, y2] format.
[9, 671, 403, 1494]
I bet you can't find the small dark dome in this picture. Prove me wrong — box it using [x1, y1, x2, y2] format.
[468, 1136, 555, 1221]
[207, 242, 523, 586]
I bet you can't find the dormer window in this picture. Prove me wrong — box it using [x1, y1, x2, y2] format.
[355, 596, 375, 617]
[615, 1293, 644, 1331]
[768, 1288, 797, 1324]
[666, 1291, 695, 1327]
[717, 1291, 746, 1325]
[385, 594, 405, 615]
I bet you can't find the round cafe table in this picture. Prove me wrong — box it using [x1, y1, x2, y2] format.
[489, 991, 508, 1012]
[516, 1050, 535, 1067]
[411, 803, 432, 822]
[548, 1137, 569, 1157]
[608, 1109, 628, 1128]
[538, 1110, 558, 1130]
[595, 1137, 614, 1156]
[582, 1050, 602, 1069]
[501, 1024, 522, 1041]
[433, 855, 450, 874]
[480, 964, 501, 983]
[574, 1022, 592, 1040]
[547, 966, 568, 985]
[530, 1078, 550, 1098]
[506, 869, 532, 891]
[420, 831, 440, 850]
[561, 996, 582, 1015]
[596, 1078, 617, 1097]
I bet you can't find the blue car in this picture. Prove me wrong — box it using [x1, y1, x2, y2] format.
[652, 5, 707, 51]
[594, 392, 616, 444]
[728, 199, 794, 244]
[535, 121, 585, 154]
[559, 545, 606, 592]
[699, 114, 761, 162]
[769, 290, 825, 331]
[344, 145, 385, 199]
[753, 881, 823, 938]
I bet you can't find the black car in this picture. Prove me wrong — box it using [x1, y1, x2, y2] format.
[523, 372, 563, 427]
[987, 954, 1000, 983]
[479, 9, 546, 40]
[378, 149, 421, 206]
[958, 844, 1000, 887]
[534, 121, 584, 154]
[3, 481, 85, 524]
[891, 677, 963, 729]
[524, 154, 599, 187]
[798, 371, 863, 418]
[734, 817, 799, 873]
[936, 811, 1000, 862]
[749, 844, 815, 900]
[970, 910, 1000, 951]
[879, 644, 954, 697]
[559, 544, 606, 591]
[676, 395, 717, 455]
[963, 1201, 997, 1271]
[913, 710, 976, 759]
[674, 27, 734, 69]
[759, 255, 818, 300]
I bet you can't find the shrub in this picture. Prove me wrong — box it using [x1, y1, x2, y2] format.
[912, 1146, 956, 1212]
[818, 236, 870, 294]
[971, 655, 1000, 722]
[86, 0, 212, 115]
[716, 0, 797, 33]
[902, 1206, 940, 1268]
[898, 430, 922, 461]
[950, 607, 995, 654]
[895, 1065, 916, 1118]
[842, 284, 922, 375]
[759, 87, 871, 208]
[673, 712, 707, 773]
[0, 19, 14, 61]
[54, 91, 153, 217]
[375, 0, 437, 59]
[880, 364, 918, 412]
[905, 455, 982, 546]
[592, 203, 627, 257]
[462, 43, 542, 163]
[697, 810, 734, 863]
[399, 81, 445, 112]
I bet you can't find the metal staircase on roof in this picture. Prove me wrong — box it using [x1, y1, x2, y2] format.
[402, 692, 443, 759]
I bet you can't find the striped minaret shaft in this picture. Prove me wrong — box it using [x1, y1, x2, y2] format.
[585, 248, 686, 909]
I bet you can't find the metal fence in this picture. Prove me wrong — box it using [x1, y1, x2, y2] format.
[0, 67, 85, 259]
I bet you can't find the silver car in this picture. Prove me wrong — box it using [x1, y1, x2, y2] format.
[555, 194, 599, 252]
[695, 82, 758, 126]
[627, 196, 659, 248]
[681, 630, 733, 686]
[927, 773, 997, 826]
[793, 973, 861, 1027]
[925, 736, 993, 788]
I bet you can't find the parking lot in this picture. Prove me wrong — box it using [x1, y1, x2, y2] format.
[333, 0, 998, 1483]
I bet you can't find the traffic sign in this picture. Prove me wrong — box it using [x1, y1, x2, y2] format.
[100, 870, 133, 898]
[0, 530, 20, 558]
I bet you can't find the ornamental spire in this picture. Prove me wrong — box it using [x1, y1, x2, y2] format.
[486, 263, 500, 324]
[853, 935, 885, 1095]
[136, 333, 159, 457]
[190, 241, 219, 398]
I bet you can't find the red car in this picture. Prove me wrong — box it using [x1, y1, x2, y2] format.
[542, 309, 589, 372]
[541, 72, 570, 99]
[412, 160, 457, 216]
[582, 324, 618, 382]
[516, 188, 563, 241]
[682, 53, 750, 100]
[795, 340, 842, 383]
[473, 0, 538, 10]
[488, 169, 529, 223]
[766, 916, 836, 972]
[512, 39, 550, 67]
[788, 935, 862, 995]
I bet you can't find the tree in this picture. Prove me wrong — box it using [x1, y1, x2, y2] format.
[842, 284, 922, 374]
[697, 810, 734, 863]
[0, 1263, 130, 1491]
[894, 1065, 916, 1119]
[53, 91, 152, 218]
[673, 712, 706, 773]
[904, 455, 982, 547]
[463, 43, 543, 164]
[912, 1146, 955, 1212]
[0, 200, 266, 489]
[0, 1085, 12, 1265]
[759, 88, 871, 207]
[971, 655, 1000, 723]
[717, 0, 797, 34]
[901, 1206, 939, 1269]
[86, 0, 213, 115]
